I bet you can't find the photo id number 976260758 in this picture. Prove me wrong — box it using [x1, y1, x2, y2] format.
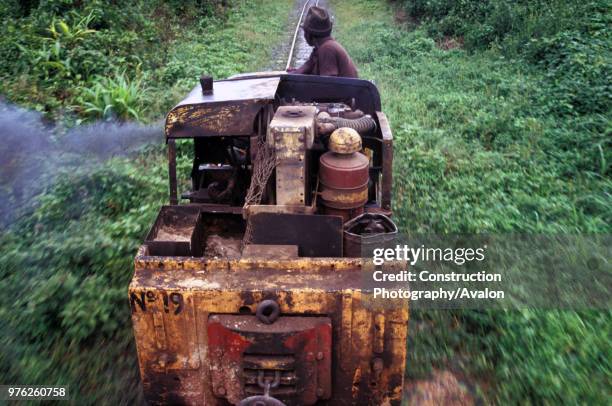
[0, 385, 69, 400]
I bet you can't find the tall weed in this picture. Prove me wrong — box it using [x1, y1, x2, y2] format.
[77, 72, 147, 121]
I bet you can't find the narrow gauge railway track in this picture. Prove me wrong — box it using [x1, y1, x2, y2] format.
[285, 0, 319, 70]
[266, 0, 321, 71]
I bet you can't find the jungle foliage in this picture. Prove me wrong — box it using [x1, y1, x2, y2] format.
[0, 0, 287, 123]
[336, 0, 610, 403]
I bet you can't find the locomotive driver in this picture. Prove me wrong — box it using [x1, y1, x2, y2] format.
[289, 6, 358, 78]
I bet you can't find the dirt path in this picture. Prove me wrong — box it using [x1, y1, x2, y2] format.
[404, 370, 476, 405]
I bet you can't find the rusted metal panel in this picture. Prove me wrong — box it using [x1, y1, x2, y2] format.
[242, 244, 299, 259]
[244, 204, 316, 217]
[145, 206, 204, 257]
[321, 206, 365, 224]
[167, 139, 178, 205]
[207, 314, 331, 405]
[166, 102, 263, 138]
[130, 289, 203, 404]
[376, 112, 393, 210]
[165, 77, 280, 139]
[249, 212, 343, 257]
[129, 256, 408, 405]
[276, 161, 306, 205]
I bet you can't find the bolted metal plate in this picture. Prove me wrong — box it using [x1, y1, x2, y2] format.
[207, 315, 332, 405]
[249, 213, 342, 257]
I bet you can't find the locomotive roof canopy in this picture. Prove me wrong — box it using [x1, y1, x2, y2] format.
[164, 73, 382, 139]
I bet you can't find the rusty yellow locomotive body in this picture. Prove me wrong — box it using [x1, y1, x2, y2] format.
[129, 73, 408, 405]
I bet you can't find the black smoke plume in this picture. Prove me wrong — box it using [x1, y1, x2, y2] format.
[0, 101, 163, 227]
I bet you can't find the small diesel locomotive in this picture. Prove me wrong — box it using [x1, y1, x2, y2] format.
[129, 72, 408, 405]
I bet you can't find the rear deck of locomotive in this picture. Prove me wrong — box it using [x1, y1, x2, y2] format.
[149, 73, 394, 260]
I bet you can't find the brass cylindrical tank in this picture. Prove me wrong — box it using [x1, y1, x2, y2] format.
[319, 128, 369, 222]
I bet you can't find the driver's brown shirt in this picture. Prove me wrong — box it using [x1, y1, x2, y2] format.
[295, 37, 358, 78]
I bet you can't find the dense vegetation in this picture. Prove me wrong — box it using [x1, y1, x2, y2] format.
[0, 0, 609, 404]
[334, 0, 610, 403]
[0, 0, 291, 403]
[0, 0, 288, 123]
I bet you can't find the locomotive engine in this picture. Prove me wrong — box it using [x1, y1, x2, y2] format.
[129, 73, 408, 405]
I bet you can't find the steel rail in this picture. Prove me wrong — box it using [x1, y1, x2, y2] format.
[285, 0, 315, 71]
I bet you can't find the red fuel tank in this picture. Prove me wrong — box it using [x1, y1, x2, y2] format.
[319, 128, 369, 222]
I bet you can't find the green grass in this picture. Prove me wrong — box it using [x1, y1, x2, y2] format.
[0, 1, 292, 403]
[332, 0, 610, 403]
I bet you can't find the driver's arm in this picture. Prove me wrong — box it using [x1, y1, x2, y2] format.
[292, 51, 315, 74]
